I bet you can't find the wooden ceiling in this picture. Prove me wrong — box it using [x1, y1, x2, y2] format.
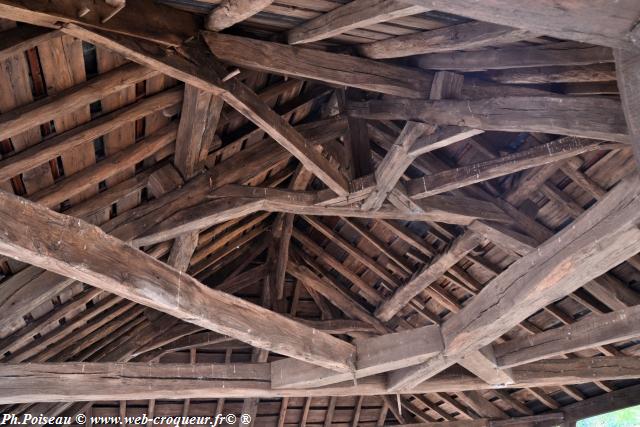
[0, 1, 640, 426]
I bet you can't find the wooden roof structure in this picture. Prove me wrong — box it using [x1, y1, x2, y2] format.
[0, 1, 640, 426]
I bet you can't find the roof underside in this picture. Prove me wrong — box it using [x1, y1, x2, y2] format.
[0, 0, 639, 426]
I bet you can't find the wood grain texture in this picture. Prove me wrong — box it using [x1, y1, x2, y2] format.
[0, 190, 356, 372]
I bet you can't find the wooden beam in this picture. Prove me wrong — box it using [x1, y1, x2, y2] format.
[348, 96, 630, 143]
[133, 186, 511, 246]
[483, 64, 617, 85]
[3, 358, 640, 403]
[376, 230, 483, 322]
[407, 137, 612, 199]
[493, 304, 640, 368]
[271, 322, 443, 388]
[203, 32, 432, 99]
[614, 48, 640, 168]
[287, 0, 429, 44]
[359, 21, 533, 59]
[205, 0, 273, 31]
[387, 172, 640, 390]
[174, 84, 223, 180]
[415, 42, 614, 72]
[0, 190, 356, 372]
[0, 24, 59, 62]
[402, 0, 640, 50]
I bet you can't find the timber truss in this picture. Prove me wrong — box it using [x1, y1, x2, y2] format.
[0, 1, 640, 426]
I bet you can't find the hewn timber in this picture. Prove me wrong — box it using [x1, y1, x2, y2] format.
[402, 0, 640, 50]
[415, 42, 614, 72]
[387, 172, 640, 390]
[133, 187, 511, 246]
[563, 384, 640, 425]
[493, 304, 640, 368]
[60, 26, 349, 196]
[375, 230, 483, 322]
[484, 64, 617, 85]
[3, 358, 640, 403]
[615, 48, 640, 168]
[203, 32, 433, 99]
[0, 190, 356, 372]
[359, 21, 533, 59]
[271, 322, 443, 388]
[287, 0, 429, 44]
[174, 85, 223, 180]
[407, 137, 612, 199]
[206, 0, 274, 32]
[0, 0, 198, 46]
[348, 96, 630, 143]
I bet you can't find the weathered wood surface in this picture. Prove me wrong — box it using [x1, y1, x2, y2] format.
[0, 190, 356, 372]
[271, 323, 443, 389]
[133, 187, 511, 246]
[407, 137, 612, 199]
[493, 304, 640, 368]
[0, 23, 59, 62]
[204, 32, 433, 99]
[415, 42, 613, 71]
[375, 230, 483, 322]
[403, 0, 640, 50]
[388, 173, 640, 390]
[206, 0, 274, 32]
[2, 358, 640, 403]
[615, 48, 640, 168]
[0, 62, 158, 142]
[60, 26, 350, 196]
[347, 96, 630, 143]
[287, 0, 429, 44]
[360, 21, 532, 59]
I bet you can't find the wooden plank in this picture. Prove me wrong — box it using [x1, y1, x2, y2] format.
[0, 62, 158, 142]
[204, 32, 433, 99]
[614, 48, 640, 168]
[457, 391, 508, 419]
[458, 349, 515, 387]
[493, 304, 640, 368]
[387, 172, 640, 390]
[407, 137, 611, 199]
[0, 87, 182, 182]
[375, 230, 482, 322]
[360, 21, 533, 59]
[402, 0, 640, 50]
[287, 0, 429, 44]
[347, 96, 630, 143]
[415, 42, 614, 72]
[205, 0, 274, 31]
[0, 190, 356, 372]
[30, 122, 178, 208]
[0, 24, 59, 62]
